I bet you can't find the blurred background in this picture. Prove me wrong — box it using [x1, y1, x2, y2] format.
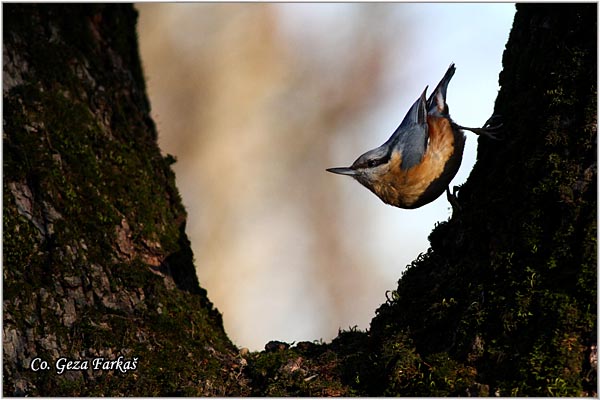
[137, 3, 516, 351]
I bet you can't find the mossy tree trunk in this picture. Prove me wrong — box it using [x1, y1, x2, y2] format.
[244, 4, 597, 396]
[368, 3, 597, 395]
[3, 4, 250, 396]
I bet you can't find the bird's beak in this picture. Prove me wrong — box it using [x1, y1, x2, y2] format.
[326, 167, 356, 176]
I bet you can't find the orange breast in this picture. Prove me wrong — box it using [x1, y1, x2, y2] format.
[372, 116, 458, 208]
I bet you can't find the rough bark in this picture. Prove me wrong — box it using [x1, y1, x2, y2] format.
[3, 3, 596, 397]
[244, 4, 597, 396]
[3, 4, 250, 396]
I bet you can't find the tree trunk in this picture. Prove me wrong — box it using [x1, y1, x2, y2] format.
[245, 3, 597, 396]
[3, 4, 249, 396]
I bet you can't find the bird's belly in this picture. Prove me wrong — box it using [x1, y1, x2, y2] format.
[374, 118, 465, 209]
[398, 151, 461, 208]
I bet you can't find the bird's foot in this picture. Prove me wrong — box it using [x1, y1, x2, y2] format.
[446, 185, 461, 213]
[457, 114, 503, 140]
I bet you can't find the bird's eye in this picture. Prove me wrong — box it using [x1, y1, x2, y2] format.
[367, 159, 380, 168]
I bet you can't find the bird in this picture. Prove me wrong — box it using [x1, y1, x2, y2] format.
[326, 63, 500, 209]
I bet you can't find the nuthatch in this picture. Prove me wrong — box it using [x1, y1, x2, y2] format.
[327, 64, 499, 209]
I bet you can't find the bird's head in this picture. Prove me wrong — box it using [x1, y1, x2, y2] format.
[326, 88, 428, 196]
[326, 144, 393, 193]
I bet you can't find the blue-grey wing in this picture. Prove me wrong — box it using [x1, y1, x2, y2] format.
[386, 88, 429, 171]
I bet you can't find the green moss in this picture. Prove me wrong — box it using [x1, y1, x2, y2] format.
[361, 4, 597, 397]
[3, 4, 243, 396]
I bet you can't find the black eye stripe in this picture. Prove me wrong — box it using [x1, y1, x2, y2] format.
[363, 153, 391, 168]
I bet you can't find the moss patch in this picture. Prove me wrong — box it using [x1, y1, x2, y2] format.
[3, 4, 248, 396]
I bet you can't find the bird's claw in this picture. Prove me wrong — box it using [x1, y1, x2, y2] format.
[478, 125, 503, 140]
[483, 114, 502, 128]
[446, 185, 461, 213]
[479, 114, 504, 139]
[457, 114, 504, 140]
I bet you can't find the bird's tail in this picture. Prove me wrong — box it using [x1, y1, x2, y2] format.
[426, 63, 455, 117]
